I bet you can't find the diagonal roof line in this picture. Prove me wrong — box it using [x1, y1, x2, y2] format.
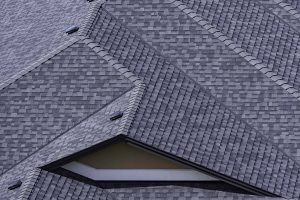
[0, 37, 79, 92]
[79, 0, 107, 36]
[0, 36, 138, 177]
[17, 168, 41, 200]
[80, 36, 146, 145]
[81, 6, 300, 197]
[95, 5, 300, 168]
[274, 0, 300, 19]
[170, 0, 300, 100]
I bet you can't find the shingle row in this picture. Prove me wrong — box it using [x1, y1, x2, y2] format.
[85, 6, 300, 198]
[103, 0, 300, 162]
[179, 0, 300, 90]
[0, 40, 133, 174]
[24, 169, 115, 200]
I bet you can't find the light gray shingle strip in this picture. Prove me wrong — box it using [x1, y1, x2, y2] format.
[0, 89, 132, 200]
[19, 169, 117, 200]
[17, 168, 41, 200]
[0, 0, 90, 85]
[108, 186, 286, 200]
[274, 0, 300, 19]
[178, 0, 300, 91]
[170, 0, 300, 100]
[259, 0, 300, 31]
[0, 39, 133, 175]
[84, 7, 300, 198]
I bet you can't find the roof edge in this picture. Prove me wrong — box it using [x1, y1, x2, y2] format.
[170, 0, 300, 100]
[0, 37, 79, 92]
[79, 0, 106, 36]
[17, 168, 41, 200]
[274, 0, 300, 19]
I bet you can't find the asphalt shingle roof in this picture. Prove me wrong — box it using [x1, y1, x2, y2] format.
[0, 39, 133, 174]
[83, 4, 300, 198]
[1, 0, 300, 199]
[0, 0, 90, 84]
[108, 186, 285, 200]
[103, 0, 300, 162]
[20, 169, 116, 200]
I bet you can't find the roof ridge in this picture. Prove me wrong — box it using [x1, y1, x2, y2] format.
[80, 36, 146, 138]
[274, 0, 300, 19]
[79, 0, 106, 36]
[170, 0, 300, 100]
[17, 168, 41, 200]
[0, 37, 79, 92]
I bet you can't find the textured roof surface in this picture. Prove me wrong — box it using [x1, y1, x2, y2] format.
[2, 0, 300, 199]
[0, 0, 90, 84]
[21, 169, 116, 200]
[104, 0, 300, 162]
[0, 88, 133, 200]
[0, 39, 133, 174]
[109, 186, 284, 200]
[84, 4, 300, 198]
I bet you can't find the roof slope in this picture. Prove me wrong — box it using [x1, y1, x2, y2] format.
[108, 186, 284, 200]
[0, 0, 90, 84]
[19, 169, 116, 200]
[83, 4, 300, 198]
[103, 0, 300, 162]
[0, 87, 134, 200]
[0, 39, 133, 174]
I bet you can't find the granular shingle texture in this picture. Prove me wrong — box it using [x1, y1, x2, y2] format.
[0, 0, 90, 84]
[108, 186, 284, 200]
[23, 170, 116, 200]
[0, 88, 133, 200]
[178, 0, 300, 90]
[103, 0, 300, 162]
[84, 5, 300, 199]
[0, 39, 133, 174]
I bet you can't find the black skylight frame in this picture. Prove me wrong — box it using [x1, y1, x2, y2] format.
[41, 135, 280, 198]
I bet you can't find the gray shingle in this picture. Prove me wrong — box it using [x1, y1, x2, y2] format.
[103, 0, 300, 162]
[0, 0, 90, 84]
[0, 40, 133, 174]
[84, 6, 300, 198]
[22, 169, 116, 200]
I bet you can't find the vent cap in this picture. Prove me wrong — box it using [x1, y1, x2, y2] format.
[65, 26, 79, 34]
[8, 180, 22, 190]
[110, 111, 123, 121]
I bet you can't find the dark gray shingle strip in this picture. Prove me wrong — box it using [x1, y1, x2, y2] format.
[0, 89, 132, 200]
[103, 0, 300, 162]
[171, 0, 300, 100]
[84, 6, 300, 198]
[260, 0, 300, 31]
[179, 0, 300, 91]
[0, 39, 133, 174]
[19, 169, 116, 200]
[279, 0, 300, 15]
[108, 186, 285, 200]
[0, 0, 90, 85]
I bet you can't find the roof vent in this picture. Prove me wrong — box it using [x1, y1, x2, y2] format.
[110, 111, 123, 121]
[8, 180, 22, 190]
[87, 0, 94, 2]
[65, 26, 79, 34]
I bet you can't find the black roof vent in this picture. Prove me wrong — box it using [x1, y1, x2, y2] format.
[87, 0, 94, 2]
[8, 180, 22, 190]
[65, 26, 79, 34]
[110, 111, 123, 121]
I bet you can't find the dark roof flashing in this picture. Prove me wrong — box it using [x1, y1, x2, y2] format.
[8, 180, 22, 190]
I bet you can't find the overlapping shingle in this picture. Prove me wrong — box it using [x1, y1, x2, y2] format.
[0, 0, 90, 84]
[0, 88, 133, 200]
[84, 5, 300, 198]
[103, 0, 300, 162]
[108, 186, 284, 200]
[21, 169, 116, 200]
[0, 39, 133, 174]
